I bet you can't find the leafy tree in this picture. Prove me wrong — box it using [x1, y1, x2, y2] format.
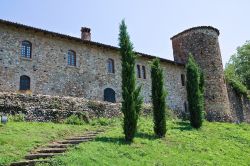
[186, 54, 204, 128]
[118, 20, 143, 142]
[228, 41, 250, 90]
[151, 58, 167, 137]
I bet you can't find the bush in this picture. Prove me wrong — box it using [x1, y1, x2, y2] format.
[8, 114, 25, 122]
[165, 108, 178, 120]
[90, 118, 115, 126]
[64, 115, 86, 125]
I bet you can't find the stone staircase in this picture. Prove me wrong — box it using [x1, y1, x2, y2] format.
[9, 130, 104, 166]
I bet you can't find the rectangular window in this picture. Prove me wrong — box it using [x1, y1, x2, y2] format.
[108, 59, 115, 73]
[181, 74, 185, 86]
[142, 66, 146, 79]
[137, 65, 141, 78]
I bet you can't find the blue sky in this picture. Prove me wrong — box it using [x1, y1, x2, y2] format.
[1, 0, 249, 67]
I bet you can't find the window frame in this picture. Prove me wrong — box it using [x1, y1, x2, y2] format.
[20, 75, 31, 90]
[142, 65, 146, 79]
[67, 50, 76, 66]
[104, 88, 116, 103]
[107, 58, 115, 73]
[137, 65, 141, 78]
[21, 40, 32, 59]
[181, 74, 185, 86]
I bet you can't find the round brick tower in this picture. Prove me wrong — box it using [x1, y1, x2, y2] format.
[171, 26, 232, 122]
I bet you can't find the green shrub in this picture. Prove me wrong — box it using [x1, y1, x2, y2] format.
[8, 114, 25, 122]
[165, 108, 177, 120]
[90, 118, 115, 126]
[64, 115, 86, 125]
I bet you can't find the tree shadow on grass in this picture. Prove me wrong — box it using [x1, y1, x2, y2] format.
[94, 132, 157, 145]
[94, 136, 131, 145]
[173, 121, 193, 131]
[135, 132, 157, 140]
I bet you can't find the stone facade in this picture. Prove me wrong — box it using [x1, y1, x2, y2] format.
[0, 19, 249, 123]
[171, 27, 232, 121]
[0, 20, 186, 114]
[227, 84, 250, 123]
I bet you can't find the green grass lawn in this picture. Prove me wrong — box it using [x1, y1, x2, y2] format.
[0, 121, 97, 165]
[1, 118, 249, 166]
[42, 117, 250, 166]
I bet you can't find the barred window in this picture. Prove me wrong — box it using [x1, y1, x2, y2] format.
[137, 65, 141, 78]
[68, 50, 76, 66]
[21, 41, 32, 58]
[107, 58, 115, 73]
[142, 66, 146, 79]
[20, 75, 30, 90]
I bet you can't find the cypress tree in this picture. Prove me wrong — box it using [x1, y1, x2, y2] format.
[151, 58, 167, 137]
[118, 20, 143, 142]
[186, 54, 204, 128]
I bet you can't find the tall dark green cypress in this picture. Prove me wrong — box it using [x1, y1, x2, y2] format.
[118, 20, 143, 142]
[151, 58, 167, 137]
[186, 54, 204, 128]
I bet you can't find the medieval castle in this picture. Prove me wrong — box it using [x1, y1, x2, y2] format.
[0, 19, 249, 122]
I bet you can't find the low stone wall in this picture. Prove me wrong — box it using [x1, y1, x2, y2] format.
[0, 92, 122, 122]
[227, 84, 250, 123]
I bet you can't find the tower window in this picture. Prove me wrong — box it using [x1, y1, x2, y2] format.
[181, 74, 185, 86]
[142, 66, 146, 79]
[68, 50, 76, 66]
[20, 75, 30, 90]
[21, 41, 32, 58]
[137, 65, 141, 78]
[184, 101, 188, 112]
[107, 58, 115, 73]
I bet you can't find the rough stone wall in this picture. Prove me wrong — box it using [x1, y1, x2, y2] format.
[0, 92, 122, 122]
[227, 83, 250, 123]
[171, 27, 232, 121]
[0, 23, 186, 113]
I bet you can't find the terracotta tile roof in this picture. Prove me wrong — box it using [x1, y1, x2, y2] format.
[0, 19, 184, 66]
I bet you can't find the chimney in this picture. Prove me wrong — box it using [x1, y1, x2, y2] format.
[81, 27, 91, 41]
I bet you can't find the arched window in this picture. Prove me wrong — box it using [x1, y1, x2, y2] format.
[68, 50, 76, 66]
[20, 75, 30, 90]
[104, 88, 116, 103]
[21, 41, 32, 58]
[107, 58, 115, 73]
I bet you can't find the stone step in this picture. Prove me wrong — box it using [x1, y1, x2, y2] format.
[85, 131, 102, 135]
[25, 153, 60, 160]
[10, 159, 50, 166]
[58, 139, 91, 145]
[65, 136, 95, 141]
[36, 148, 67, 153]
[46, 143, 72, 148]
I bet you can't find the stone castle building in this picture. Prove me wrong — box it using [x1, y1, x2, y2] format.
[0, 19, 249, 122]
